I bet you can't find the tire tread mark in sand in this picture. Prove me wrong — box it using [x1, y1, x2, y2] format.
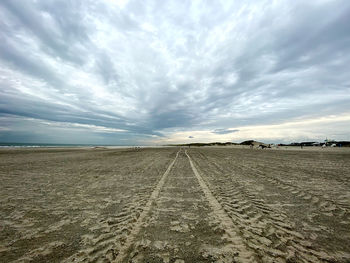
[113, 150, 180, 263]
[211, 149, 349, 215]
[191, 152, 290, 261]
[199, 150, 349, 217]
[240, 164, 350, 220]
[185, 150, 256, 263]
[62, 153, 162, 262]
[190, 150, 336, 263]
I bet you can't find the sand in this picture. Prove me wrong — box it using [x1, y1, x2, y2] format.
[0, 147, 349, 262]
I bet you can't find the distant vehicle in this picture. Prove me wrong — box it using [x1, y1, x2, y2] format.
[258, 144, 270, 149]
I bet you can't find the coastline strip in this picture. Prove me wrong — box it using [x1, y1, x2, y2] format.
[113, 149, 180, 262]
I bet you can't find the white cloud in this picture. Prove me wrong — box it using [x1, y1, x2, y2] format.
[152, 113, 350, 144]
[0, 0, 349, 144]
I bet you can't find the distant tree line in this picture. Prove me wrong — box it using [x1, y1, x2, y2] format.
[166, 140, 350, 147]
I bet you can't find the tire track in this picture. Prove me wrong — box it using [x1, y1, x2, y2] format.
[59, 149, 178, 263]
[242, 164, 350, 218]
[233, 151, 350, 213]
[61, 154, 162, 262]
[112, 149, 180, 263]
[190, 151, 297, 262]
[188, 149, 336, 262]
[185, 150, 256, 263]
[198, 150, 349, 219]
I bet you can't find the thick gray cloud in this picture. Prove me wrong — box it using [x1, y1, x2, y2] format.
[0, 0, 349, 144]
[212, 129, 239, 135]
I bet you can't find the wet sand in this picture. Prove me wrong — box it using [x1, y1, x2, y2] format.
[0, 147, 349, 262]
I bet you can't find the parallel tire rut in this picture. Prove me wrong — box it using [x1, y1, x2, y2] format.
[188, 150, 336, 263]
[112, 150, 180, 263]
[185, 150, 256, 263]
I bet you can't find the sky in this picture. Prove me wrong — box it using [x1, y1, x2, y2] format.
[0, 0, 350, 145]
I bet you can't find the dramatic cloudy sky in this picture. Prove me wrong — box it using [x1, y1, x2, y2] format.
[0, 0, 349, 145]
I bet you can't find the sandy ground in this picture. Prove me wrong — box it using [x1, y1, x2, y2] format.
[0, 147, 349, 262]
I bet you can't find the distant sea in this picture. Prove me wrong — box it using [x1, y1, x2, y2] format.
[0, 142, 153, 148]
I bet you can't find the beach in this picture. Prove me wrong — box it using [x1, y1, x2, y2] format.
[0, 147, 350, 262]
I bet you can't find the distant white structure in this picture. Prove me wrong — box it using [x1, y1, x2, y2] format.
[324, 138, 336, 147]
